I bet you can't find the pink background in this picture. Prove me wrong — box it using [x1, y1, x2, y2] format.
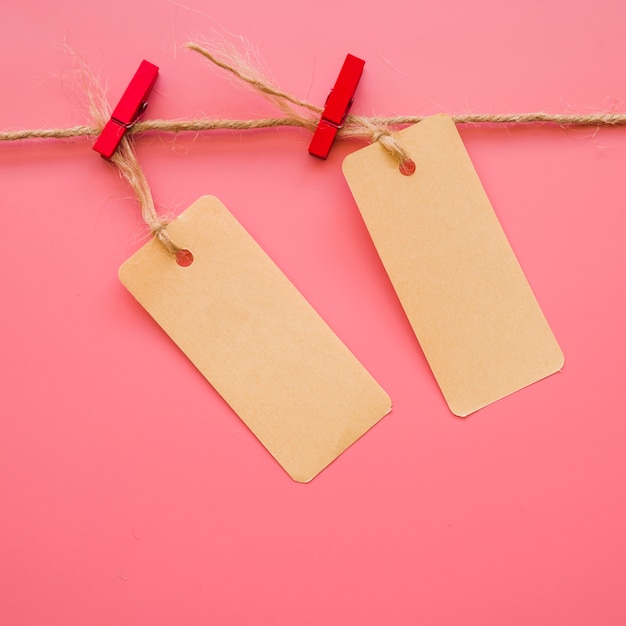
[2, 1, 625, 624]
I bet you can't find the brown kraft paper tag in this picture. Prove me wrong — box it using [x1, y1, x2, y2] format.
[119, 196, 391, 481]
[343, 114, 564, 416]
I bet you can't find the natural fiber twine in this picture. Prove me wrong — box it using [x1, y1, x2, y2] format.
[3, 41, 626, 255]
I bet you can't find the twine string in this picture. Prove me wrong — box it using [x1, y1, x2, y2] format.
[367, 124, 412, 165]
[3, 41, 626, 253]
[72, 54, 180, 255]
[4, 111, 626, 144]
[111, 138, 180, 255]
[184, 42, 321, 125]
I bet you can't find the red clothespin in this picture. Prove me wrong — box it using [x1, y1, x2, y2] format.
[93, 60, 159, 159]
[308, 54, 365, 159]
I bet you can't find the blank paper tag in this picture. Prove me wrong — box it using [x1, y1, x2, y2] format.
[119, 196, 391, 482]
[343, 114, 564, 416]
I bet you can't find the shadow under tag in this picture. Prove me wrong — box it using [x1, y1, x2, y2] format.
[119, 196, 391, 482]
[342, 114, 564, 417]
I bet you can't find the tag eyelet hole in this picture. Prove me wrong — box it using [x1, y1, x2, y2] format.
[399, 159, 416, 176]
[175, 249, 194, 267]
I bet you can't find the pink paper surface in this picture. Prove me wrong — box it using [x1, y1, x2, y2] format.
[1, 1, 625, 624]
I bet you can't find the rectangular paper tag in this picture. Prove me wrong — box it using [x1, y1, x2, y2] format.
[343, 114, 563, 416]
[119, 196, 391, 482]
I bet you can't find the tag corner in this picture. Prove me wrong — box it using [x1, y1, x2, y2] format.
[382, 394, 393, 415]
[118, 250, 143, 285]
[555, 347, 565, 370]
[341, 149, 358, 172]
[448, 400, 472, 418]
[195, 193, 220, 205]
[290, 470, 315, 484]
[117, 261, 129, 285]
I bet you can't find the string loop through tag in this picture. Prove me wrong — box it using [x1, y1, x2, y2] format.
[368, 126, 413, 168]
[110, 139, 181, 255]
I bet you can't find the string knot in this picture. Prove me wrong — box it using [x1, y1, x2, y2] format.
[368, 125, 412, 166]
[149, 217, 179, 255]
[149, 216, 172, 237]
[370, 128, 390, 143]
[153, 224, 180, 256]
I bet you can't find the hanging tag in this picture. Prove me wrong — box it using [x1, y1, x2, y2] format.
[343, 114, 564, 416]
[119, 196, 391, 482]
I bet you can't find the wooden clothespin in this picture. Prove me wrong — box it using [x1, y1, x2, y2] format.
[308, 54, 365, 159]
[93, 60, 159, 159]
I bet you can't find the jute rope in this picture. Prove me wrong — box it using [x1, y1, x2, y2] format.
[3, 41, 626, 254]
[4, 110, 626, 143]
[68, 55, 182, 255]
[111, 138, 180, 254]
